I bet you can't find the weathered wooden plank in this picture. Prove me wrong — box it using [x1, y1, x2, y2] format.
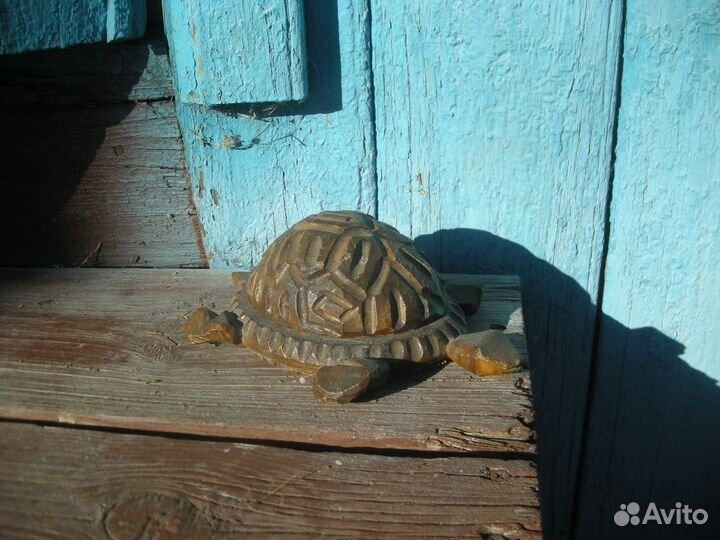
[0, 101, 207, 268]
[0, 269, 533, 455]
[162, 0, 307, 105]
[174, 0, 376, 267]
[576, 2, 720, 539]
[0, 422, 541, 539]
[0, 0, 146, 55]
[370, 2, 623, 537]
[0, 36, 173, 105]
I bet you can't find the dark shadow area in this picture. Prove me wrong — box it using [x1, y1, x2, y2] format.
[416, 228, 720, 540]
[0, 42, 149, 267]
[576, 323, 720, 540]
[210, 0, 342, 119]
[357, 361, 449, 402]
[0, 8, 206, 269]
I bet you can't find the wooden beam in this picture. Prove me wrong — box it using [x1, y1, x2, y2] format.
[0, 36, 173, 106]
[162, 0, 308, 105]
[0, 421, 541, 538]
[0, 269, 533, 455]
[174, 0, 376, 268]
[0, 0, 146, 55]
[107, 0, 147, 42]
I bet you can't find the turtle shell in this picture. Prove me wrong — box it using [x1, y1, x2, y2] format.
[234, 211, 466, 371]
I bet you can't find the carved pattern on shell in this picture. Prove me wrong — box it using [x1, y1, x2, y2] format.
[234, 211, 467, 369]
[244, 211, 448, 338]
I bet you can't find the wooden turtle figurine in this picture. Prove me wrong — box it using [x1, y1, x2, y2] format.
[185, 210, 523, 402]
[229, 210, 469, 403]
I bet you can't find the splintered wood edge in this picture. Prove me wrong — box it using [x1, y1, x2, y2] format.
[0, 422, 541, 539]
[0, 269, 533, 455]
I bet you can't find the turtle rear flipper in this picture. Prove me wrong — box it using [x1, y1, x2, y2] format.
[313, 358, 390, 403]
[313, 365, 371, 403]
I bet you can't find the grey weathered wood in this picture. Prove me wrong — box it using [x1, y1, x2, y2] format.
[0, 102, 207, 268]
[0, 421, 541, 539]
[0, 269, 533, 455]
[0, 36, 173, 105]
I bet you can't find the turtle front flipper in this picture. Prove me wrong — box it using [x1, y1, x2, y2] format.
[313, 358, 390, 403]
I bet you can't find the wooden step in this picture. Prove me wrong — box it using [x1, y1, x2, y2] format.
[0, 421, 541, 539]
[0, 269, 533, 455]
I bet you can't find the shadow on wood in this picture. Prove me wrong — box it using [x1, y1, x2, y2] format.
[357, 361, 448, 402]
[0, 31, 206, 268]
[0, 43, 148, 268]
[415, 228, 720, 540]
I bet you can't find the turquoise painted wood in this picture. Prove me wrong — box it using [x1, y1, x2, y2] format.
[173, 0, 375, 267]
[0, 0, 146, 55]
[162, 0, 307, 105]
[371, 3, 622, 537]
[576, 1, 720, 539]
[107, 0, 147, 42]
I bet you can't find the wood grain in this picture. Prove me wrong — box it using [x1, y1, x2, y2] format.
[0, 101, 207, 268]
[370, 3, 623, 537]
[576, 2, 720, 539]
[0, 421, 541, 539]
[0, 269, 533, 455]
[0, 36, 173, 105]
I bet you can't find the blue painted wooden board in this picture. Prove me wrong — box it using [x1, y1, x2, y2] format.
[0, 0, 146, 55]
[107, 0, 147, 42]
[577, 1, 720, 538]
[162, 0, 307, 105]
[174, 0, 375, 266]
[371, 2, 622, 537]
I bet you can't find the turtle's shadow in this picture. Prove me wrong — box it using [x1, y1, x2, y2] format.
[355, 361, 450, 402]
[412, 228, 720, 540]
